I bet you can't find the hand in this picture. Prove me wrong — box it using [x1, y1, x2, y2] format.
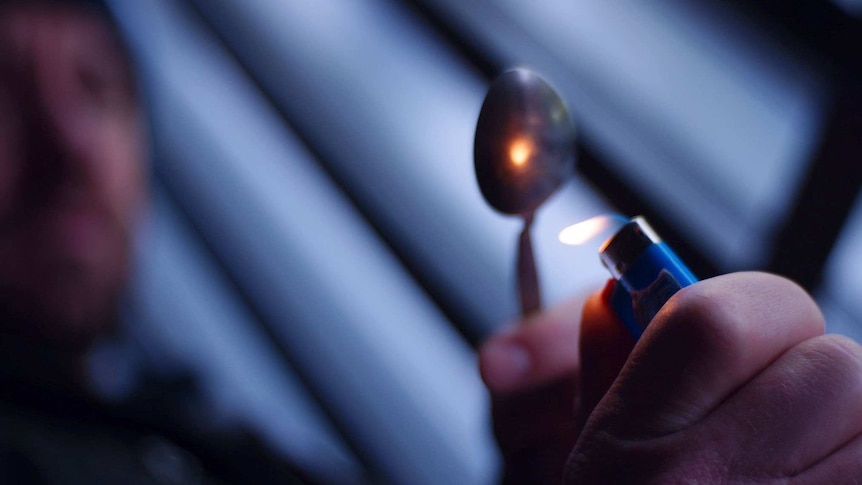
[567, 272, 862, 484]
[479, 281, 634, 484]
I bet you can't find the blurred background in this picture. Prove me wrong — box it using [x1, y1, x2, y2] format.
[105, 0, 862, 482]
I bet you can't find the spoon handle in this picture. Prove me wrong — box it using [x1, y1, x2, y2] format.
[518, 216, 541, 316]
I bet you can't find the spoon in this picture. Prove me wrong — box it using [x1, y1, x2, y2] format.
[474, 69, 576, 316]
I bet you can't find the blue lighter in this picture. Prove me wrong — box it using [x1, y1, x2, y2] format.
[599, 216, 698, 339]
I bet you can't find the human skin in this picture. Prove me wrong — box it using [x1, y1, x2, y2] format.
[0, 4, 145, 350]
[480, 272, 862, 484]
[480, 279, 633, 484]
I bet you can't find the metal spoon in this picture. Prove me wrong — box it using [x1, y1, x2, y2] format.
[474, 69, 576, 316]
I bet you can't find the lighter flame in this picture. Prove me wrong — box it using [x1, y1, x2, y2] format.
[558, 215, 615, 246]
[509, 137, 533, 168]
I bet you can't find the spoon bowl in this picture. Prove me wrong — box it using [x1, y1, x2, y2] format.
[474, 69, 576, 217]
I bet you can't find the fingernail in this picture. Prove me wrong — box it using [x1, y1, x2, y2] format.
[480, 340, 531, 391]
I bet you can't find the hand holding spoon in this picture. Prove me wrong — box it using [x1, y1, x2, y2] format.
[474, 69, 576, 316]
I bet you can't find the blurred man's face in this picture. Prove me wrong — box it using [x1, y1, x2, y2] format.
[0, 5, 145, 348]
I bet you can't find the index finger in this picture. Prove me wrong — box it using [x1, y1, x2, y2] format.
[584, 271, 825, 441]
[479, 294, 586, 394]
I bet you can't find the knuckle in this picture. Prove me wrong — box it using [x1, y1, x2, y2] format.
[652, 282, 747, 357]
[650, 272, 825, 359]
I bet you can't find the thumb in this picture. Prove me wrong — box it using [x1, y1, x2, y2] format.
[577, 279, 635, 430]
[564, 273, 826, 484]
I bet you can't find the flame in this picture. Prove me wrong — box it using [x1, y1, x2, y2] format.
[508, 137, 533, 168]
[559, 215, 618, 246]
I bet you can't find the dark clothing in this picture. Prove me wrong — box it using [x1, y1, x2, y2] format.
[0, 374, 308, 484]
